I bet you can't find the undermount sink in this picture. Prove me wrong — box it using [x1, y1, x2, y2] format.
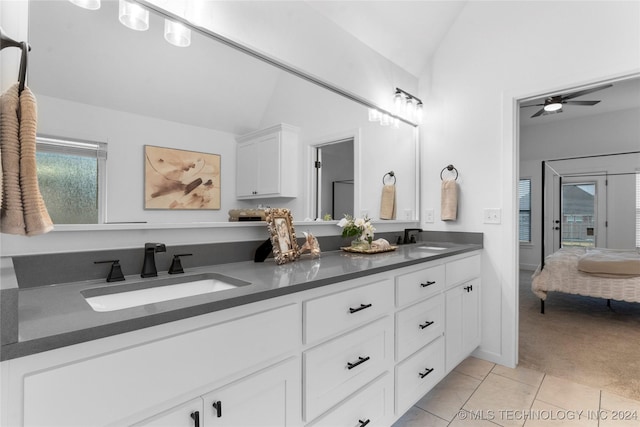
[416, 245, 448, 251]
[82, 273, 250, 312]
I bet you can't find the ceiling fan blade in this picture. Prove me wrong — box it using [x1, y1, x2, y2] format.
[530, 107, 546, 118]
[562, 84, 613, 100]
[563, 100, 601, 106]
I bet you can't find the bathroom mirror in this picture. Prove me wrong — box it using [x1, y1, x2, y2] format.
[28, 0, 418, 225]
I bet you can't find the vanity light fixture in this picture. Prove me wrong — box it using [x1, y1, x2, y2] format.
[368, 108, 381, 122]
[164, 19, 191, 47]
[119, 0, 149, 31]
[394, 87, 423, 123]
[69, 0, 101, 10]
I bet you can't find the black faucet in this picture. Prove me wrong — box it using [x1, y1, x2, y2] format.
[141, 243, 167, 278]
[403, 228, 423, 244]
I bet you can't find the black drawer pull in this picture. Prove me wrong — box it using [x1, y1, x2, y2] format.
[212, 401, 222, 418]
[419, 368, 434, 378]
[421, 280, 436, 288]
[190, 411, 200, 427]
[349, 303, 372, 314]
[464, 285, 473, 292]
[358, 419, 371, 427]
[419, 320, 434, 330]
[347, 356, 370, 370]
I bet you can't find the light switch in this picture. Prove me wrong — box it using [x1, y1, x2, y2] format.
[424, 209, 434, 223]
[484, 208, 502, 224]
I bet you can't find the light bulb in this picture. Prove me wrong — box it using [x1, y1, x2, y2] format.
[394, 91, 403, 112]
[415, 102, 423, 123]
[164, 20, 191, 47]
[119, 0, 149, 31]
[69, 0, 101, 10]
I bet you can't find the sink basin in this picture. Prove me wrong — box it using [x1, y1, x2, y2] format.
[82, 273, 249, 312]
[417, 245, 448, 251]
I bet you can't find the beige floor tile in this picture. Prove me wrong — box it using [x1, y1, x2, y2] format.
[536, 375, 600, 412]
[391, 406, 449, 427]
[524, 400, 598, 427]
[455, 356, 496, 380]
[599, 391, 640, 427]
[492, 364, 545, 387]
[414, 370, 482, 421]
[463, 373, 538, 427]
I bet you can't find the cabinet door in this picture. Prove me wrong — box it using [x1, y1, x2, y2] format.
[202, 358, 300, 427]
[236, 142, 258, 197]
[445, 278, 480, 372]
[134, 398, 203, 427]
[255, 134, 281, 196]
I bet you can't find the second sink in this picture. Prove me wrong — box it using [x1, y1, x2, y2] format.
[82, 273, 250, 312]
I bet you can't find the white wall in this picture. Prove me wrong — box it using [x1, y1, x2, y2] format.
[520, 107, 640, 269]
[420, 1, 640, 368]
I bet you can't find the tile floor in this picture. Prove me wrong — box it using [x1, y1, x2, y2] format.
[392, 357, 640, 427]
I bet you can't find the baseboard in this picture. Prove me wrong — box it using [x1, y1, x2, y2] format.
[472, 348, 516, 369]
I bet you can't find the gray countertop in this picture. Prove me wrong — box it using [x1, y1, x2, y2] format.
[1, 242, 481, 361]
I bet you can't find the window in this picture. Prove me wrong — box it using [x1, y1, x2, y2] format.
[519, 178, 531, 243]
[36, 136, 106, 224]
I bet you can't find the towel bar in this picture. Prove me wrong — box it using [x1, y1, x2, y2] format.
[440, 165, 458, 181]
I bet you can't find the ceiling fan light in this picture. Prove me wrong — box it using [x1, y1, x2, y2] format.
[544, 102, 563, 112]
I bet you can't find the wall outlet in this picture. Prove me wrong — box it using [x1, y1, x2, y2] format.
[424, 209, 435, 223]
[484, 208, 502, 224]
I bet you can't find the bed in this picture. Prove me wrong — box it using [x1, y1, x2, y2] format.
[532, 247, 640, 313]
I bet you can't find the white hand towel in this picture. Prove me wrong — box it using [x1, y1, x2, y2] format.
[380, 184, 396, 220]
[441, 179, 457, 221]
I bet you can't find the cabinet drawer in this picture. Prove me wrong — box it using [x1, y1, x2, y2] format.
[308, 373, 393, 427]
[445, 254, 480, 287]
[23, 304, 299, 427]
[304, 279, 393, 344]
[395, 336, 445, 414]
[304, 316, 393, 422]
[395, 294, 444, 362]
[395, 264, 444, 307]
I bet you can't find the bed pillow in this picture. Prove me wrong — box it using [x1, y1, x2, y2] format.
[577, 248, 640, 277]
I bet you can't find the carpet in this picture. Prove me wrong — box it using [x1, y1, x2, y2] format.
[518, 269, 640, 401]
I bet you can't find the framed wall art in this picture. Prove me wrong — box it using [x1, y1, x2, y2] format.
[144, 145, 221, 210]
[265, 208, 299, 264]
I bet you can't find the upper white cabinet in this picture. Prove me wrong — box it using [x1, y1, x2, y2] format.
[236, 123, 299, 199]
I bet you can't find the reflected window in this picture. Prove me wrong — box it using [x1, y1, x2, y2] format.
[36, 136, 106, 224]
[519, 178, 531, 243]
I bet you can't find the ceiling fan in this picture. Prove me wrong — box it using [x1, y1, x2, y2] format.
[522, 84, 613, 118]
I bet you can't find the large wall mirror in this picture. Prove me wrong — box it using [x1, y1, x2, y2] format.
[28, 0, 418, 226]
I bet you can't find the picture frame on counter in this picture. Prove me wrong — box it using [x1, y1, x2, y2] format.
[265, 208, 299, 264]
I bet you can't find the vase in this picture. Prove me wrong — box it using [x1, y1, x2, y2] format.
[350, 238, 371, 250]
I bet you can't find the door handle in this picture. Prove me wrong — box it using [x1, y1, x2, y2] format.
[190, 411, 200, 427]
[212, 401, 222, 418]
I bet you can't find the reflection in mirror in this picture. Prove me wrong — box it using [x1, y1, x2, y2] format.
[29, 0, 418, 225]
[314, 139, 354, 220]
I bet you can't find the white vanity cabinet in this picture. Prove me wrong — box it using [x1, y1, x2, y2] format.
[235, 123, 299, 199]
[135, 358, 300, 427]
[444, 255, 482, 372]
[10, 303, 300, 427]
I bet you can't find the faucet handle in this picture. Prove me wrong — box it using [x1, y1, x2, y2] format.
[94, 260, 125, 282]
[169, 253, 193, 274]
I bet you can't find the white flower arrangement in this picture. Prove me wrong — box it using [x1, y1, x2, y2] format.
[337, 215, 376, 244]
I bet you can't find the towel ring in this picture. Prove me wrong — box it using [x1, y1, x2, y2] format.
[440, 165, 458, 181]
[383, 171, 396, 185]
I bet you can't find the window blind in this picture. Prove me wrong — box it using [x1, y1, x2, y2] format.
[519, 179, 531, 242]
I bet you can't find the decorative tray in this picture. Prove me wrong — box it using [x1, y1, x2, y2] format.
[340, 245, 398, 254]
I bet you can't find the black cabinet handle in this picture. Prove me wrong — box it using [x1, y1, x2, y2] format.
[212, 400, 222, 418]
[464, 285, 473, 292]
[349, 303, 372, 314]
[190, 411, 200, 427]
[419, 368, 434, 378]
[358, 419, 371, 427]
[421, 280, 436, 288]
[347, 356, 370, 370]
[419, 320, 434, 330]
